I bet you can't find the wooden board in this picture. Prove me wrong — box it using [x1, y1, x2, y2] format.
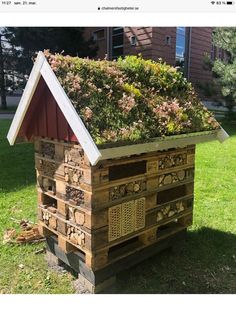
[39, 206, 193, 270]
[45, 228, 187, 290]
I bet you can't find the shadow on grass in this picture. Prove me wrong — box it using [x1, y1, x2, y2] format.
[116, 227, 236, 294]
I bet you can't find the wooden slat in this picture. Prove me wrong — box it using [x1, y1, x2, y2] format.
[46, 91, 58, 139]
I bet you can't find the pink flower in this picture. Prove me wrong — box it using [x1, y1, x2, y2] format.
[102, 130, 117, 141]
[83, 107, 93, 120]
[118, 94, 136, 113]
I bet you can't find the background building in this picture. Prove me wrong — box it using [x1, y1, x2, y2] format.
[84, 27, 226, 98]
[0, 27, 226, 109]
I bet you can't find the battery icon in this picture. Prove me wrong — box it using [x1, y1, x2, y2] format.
[227, 1, 233, 4]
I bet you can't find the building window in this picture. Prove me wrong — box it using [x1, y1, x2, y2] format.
[130, 35, 137, 46]
[211, 43, 215, 61]
[93, 29, 105, 41]
[175, 27, 186, 70]
[165, 35, 171, 45]
[112, 27, 124, 59]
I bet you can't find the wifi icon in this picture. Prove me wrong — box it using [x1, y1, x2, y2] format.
[211, 1, 215, 4]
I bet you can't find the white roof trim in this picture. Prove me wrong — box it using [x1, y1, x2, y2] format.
[216, 126, 230, 143]
[98, 129, 229, 161]
[7, 51, 45, 146]
[7, 51, 102, 166]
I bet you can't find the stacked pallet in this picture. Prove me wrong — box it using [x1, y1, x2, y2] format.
[36, 137, 195, 292]
[7, 52, 227, 293]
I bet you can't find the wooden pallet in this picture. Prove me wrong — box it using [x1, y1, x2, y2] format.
[34, 137, 90, 166]
[38, 192, 193, 246]
[45, 228, 187, 293]
[35, 136, 195, 179]
[35, 151, 195, 206]
[35, 136, 196, 289]
[37, 182, 193, 231]
[39, 210, 192, 271]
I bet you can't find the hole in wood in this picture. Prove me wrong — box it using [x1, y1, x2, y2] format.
[73, 249, 86, 262]
[41, 142, 55, 159]
[109, 160, 147, 181]
[156, 221, 182, 238]
[108, 236, 140, 260]
[157, 185, 187, 205]
[51, 235, 86, 262]
[42, 194, 57, 208]
[39, 177, 56, 194]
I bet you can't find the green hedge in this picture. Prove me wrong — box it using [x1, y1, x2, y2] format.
[45, 51, 219, 145]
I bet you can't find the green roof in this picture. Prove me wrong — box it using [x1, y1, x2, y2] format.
[45, 51, 219, 145]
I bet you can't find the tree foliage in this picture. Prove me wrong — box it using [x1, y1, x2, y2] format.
[212, 27, 236, 110]
[0, 29, 23, 109]
[4, 27, 97, 75]
[0, 27, 97, 108]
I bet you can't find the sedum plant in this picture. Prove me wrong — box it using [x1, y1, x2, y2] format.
[44, 51, 220, 145]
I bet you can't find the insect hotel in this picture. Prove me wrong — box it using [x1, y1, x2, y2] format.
[7, 52, 228, 293]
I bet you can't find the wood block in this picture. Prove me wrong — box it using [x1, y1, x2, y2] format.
[57, 219, 67, 235]
[86, 249, 109, 270]
[34, 139, 41, 153]
[146, 193, 157, 210]
[83, 168, 92, 185]
[54, 143, 64, 161]
[84, 213, 92, 229]
[91, 210, 108, 229]
[139, 227, 158, 245]
[146, 160, 158, 174]
[58, 235, 76, 253]
[84, 192, 92, 208]
[56, 180, 66, 195]
[92, 190, 109, 208]
[178, 213, 193, 227]
[55, 164, 65, 177]
[37, 190, 44, 205]
[74, 210, 85, 225]
[48, 216, 57, 230]
[75, 273, 116, 294]
[57, 200, 67, 217]
[186, 182, 194, 195]
[82, 154, 90, 166]
[146, 177, 158, 190]
[92, 169, 108, 185]
[187, 154, 195, 165]
[37, 207, 43, 221]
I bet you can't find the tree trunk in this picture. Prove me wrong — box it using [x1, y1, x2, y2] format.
[0, 36, 7, 110]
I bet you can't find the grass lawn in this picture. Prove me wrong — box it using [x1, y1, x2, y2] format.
[0, 119, 235, 294]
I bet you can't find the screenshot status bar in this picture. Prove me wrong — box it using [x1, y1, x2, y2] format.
[0, 0, 236, 13]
